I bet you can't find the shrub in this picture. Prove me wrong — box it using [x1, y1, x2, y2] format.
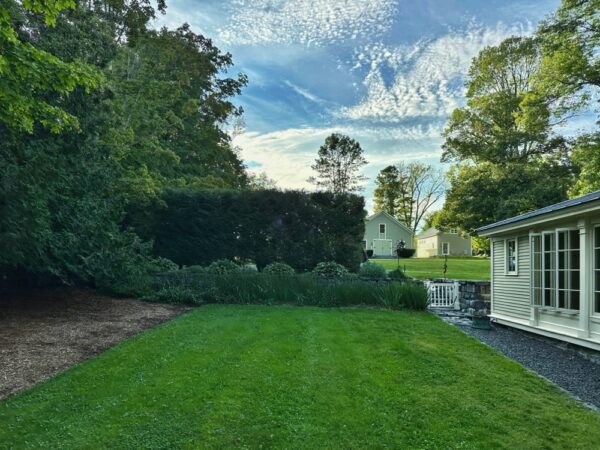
[312, 262, 350, 278]
[144, 285, 203, 305]
[359, 262, 387, 279]
[207, 259, 240, 275]
[366, 249, 374, 258]
[388, 269, 407, 280]
[262, 262, 295, 275]
[147, 257, 179, 273]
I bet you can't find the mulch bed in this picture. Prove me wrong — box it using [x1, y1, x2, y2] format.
[0, 287, 191, 400]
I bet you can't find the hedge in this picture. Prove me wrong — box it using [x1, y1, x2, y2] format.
[128, 189, 366, 272]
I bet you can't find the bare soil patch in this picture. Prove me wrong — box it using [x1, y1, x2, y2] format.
[0, 287, 190, 400]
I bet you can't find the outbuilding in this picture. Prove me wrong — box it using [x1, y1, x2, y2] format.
[416, 227, 472, 258]
[363, 211, 414, 257]
[477, 190, 600, 351]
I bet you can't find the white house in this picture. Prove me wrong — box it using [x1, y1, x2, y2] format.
[363, 211, 414, 257]
[477, 190, 600, 351]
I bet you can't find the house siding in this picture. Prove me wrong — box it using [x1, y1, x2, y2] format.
[491, 236, 530, 320]
[363, 212, 414, 257]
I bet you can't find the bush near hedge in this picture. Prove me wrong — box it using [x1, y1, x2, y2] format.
[127, 189, 366, 272]
[358, 262, 387, 279]
[312, 261, 350, 278]
[262, 262, 295, 275]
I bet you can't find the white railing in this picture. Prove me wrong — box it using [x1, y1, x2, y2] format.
[425, 281, 460, 309]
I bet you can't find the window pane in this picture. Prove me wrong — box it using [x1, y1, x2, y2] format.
[558, 270, 567, 289]
[595, 270, 600, 292]
[533, 271, 541, 289]
[379, 224, 385, 233]
[595, 227, 600, 247]
[533, 288, 542, 306]
[595, 249, 600, 266]
[558, 252, 566, 269]
[571, 290, 580, 310]
[558, 231, 566, 250]
[595, 292, 600, 314]
[532, 236, 541, 253]
[571, 250, 580, 270]
[544, 289, 553, 307]
[569, 230, 580, 250]
[558, 290, 566, 308]
[572, 271, 580, 290]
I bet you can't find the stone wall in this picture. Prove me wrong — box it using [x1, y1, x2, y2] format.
[427, 279, 491, 317]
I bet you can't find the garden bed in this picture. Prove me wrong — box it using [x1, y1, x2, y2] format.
[0, 287, 190, 399]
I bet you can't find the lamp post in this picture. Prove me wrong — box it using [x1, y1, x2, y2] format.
[396, 240, 405, 270]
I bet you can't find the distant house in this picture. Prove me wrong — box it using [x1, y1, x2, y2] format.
[363, 211, 414, 257]
[416, 228, 472, 258]
[477, 190, 600, 351]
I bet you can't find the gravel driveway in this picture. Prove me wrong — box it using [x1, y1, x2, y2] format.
[438, 311, 600, 410]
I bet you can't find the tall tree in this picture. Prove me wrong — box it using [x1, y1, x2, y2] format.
[536, 0, 599, 119]
[373, 165, 404, 216]
[569, 133, 600, 196]
[0, 0, 101, 133]
[308, 133, 367, 194]
[372, 163, 446, 234]
[442, 36, 565, 165]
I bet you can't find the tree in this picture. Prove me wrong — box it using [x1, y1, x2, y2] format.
[248, 172, 277, 190]
[421, 210, 441, 232]
[105, 24, 249, 202]
[373, 165, 404, 216]
[569, 133, 600, 197]
[436, 160, 573, 234]
[536, 0, 599, 119]
[442, 37, 565, 165]
[308, 133, 367, 194]
[372, 163, 446, 235]
[0, 0, 101, 133]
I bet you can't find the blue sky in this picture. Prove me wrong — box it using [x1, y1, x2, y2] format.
[156, 0, 574, 211]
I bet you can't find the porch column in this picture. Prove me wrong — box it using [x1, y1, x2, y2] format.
[578, 219, 591, 339]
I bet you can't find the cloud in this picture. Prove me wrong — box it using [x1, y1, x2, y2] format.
[218, 0, 400, 47]
[339, 22, 533, 123]
[233, 125, 444, 193]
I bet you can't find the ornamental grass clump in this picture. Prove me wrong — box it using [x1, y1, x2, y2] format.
[207, 259, 240, 275]
[358, 262, 387, 279]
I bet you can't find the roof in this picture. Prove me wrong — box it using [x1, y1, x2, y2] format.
[416, 227, 440, 239]
[477, 190, 600, 234]
[366, 211, 414, 235]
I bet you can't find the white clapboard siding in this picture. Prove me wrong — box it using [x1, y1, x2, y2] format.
[491, 236, 530, 319]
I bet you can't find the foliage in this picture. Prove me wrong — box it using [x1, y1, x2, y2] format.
[262, 262, 295, 275]
[373, 162, 446, 234]
[388, 268, 407, 280]
[569, 133, 600, 197]
[106, 25, 248, 203]
[129, 189, 366, 272]
[0, 0, 101, 133]
[536, 0, 599, 119]
[376, 283, 429, 310]
[307, 133, 368, 194]
[144, 285, 203, 305]
[312, 262, 350, 278]
[358, 262, 387, 279]
[437, 161, 572, 233]
[208, 259, 240, 275]
[442, 37, 565, 165]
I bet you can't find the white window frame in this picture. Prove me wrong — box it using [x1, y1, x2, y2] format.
[594, 225, 600, 317]
[441, 242, 450, 255]
[555, 228, 580, 312]
[378, 223, 386, 239]
[505, 238, 518, 276]
[530, 233, 542, 307]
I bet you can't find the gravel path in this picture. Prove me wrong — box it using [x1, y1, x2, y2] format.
[437, 311, 600, 411]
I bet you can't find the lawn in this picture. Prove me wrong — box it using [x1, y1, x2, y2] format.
[374, 256, 490, 280]
[2, 305, 599, 449]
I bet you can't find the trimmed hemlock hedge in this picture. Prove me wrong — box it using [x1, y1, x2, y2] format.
[128, 189, 366, 272]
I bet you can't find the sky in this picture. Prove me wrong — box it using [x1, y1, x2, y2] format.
[155, 0, 572, 212]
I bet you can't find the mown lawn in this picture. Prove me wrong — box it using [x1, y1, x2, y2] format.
[374, 256, 490, 280]
[2, 305, 599, 449]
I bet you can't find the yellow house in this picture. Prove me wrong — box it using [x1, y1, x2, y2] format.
[416, 228, 472, 258]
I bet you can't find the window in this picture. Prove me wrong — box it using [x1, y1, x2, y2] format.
[595, 226, 600, 315]
[379, 223, 386, 238]
[506, 239, 517, 274]
[441, 242, 449, 255]
[531, 230, 580, 311]
[449, 228, 458, 234]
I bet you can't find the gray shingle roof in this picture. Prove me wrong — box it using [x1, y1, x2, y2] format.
[416, 227, 440, 239]
[477, 190, 600, 233]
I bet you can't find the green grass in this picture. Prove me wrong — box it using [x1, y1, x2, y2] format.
[2, 305, 599, 449]
[374, 256, 491, 280]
